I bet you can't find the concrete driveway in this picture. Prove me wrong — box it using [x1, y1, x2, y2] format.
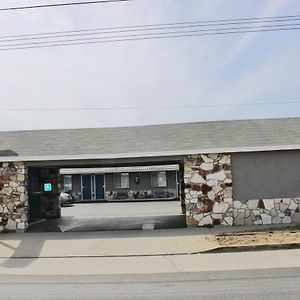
[27, 200, 185, 232]
[61, 201, 182, 218]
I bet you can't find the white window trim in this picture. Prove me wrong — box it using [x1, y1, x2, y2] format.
[151, 171, 167, 188]
[114, 173, 130, 189]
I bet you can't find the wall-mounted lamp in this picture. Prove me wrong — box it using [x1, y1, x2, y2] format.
[135, 175, 140, 184]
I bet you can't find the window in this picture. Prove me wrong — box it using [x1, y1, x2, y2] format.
[151, 171, 167, 187]
[63, 175, 72, 191]
[114, 173, 130, 189]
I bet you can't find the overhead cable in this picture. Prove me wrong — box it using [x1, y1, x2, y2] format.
[0, 0, 134, 11]
[2, 101, 300, 111]
[0, 25, 299, 51]
[0, 15, 300, 43]
[1, 13, 300, 40]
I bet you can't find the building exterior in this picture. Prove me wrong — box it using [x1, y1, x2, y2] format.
[60, 165, 179, 202]
[1, 117, 300, 232]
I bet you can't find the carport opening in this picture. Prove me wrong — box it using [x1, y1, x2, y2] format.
[27, 161, 186, 232]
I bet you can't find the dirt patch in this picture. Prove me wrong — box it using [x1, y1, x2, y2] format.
[215, 230, 300, 247]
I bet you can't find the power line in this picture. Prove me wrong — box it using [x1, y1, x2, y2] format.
[0, 0, 134, 11]
[2, 101, 300, 111]
[0, 16, 300, 43]
[1, 13, 300, 40]
[0, 26, 299, 51]
[1, 22, 299, 47]
[0, 13, 299, 50]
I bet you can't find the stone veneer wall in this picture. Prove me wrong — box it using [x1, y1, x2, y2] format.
[0, 162, 28, 231]
[234, 198, 300, 225]
[184, 154, 233, 226]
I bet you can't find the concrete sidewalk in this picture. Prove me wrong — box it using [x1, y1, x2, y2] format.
[0, 225, 300, 259]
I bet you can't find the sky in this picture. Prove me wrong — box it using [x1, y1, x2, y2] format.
[0, 0, 300, 131]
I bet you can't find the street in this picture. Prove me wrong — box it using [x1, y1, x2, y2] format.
[1, 267, 300, 299]
[1, 228, 300, 299]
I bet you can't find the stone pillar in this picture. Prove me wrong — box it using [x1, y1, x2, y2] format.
[40, 168, 61, 218]
[0, 161, 28, 232]
[184, 154, 233, 226]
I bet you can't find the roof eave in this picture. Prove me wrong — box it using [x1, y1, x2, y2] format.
[1, 144, 300, 162]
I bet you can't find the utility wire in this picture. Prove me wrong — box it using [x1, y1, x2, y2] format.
[0, 16, 300, 43]
[0, 22, 299, 47]
[0, 0, 134, 11]
[1, 13, 300, 40]
[0, 26, 299, 51]
[2, 101, 300, 111]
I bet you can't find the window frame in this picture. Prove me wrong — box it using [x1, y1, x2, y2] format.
[63, 175, 72, 192]
[151, 171, 167, 188]
[113, 172, 130, 189]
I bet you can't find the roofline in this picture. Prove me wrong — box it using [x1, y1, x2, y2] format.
[0, 116, 299, 134]
[1, 144, 300, 162]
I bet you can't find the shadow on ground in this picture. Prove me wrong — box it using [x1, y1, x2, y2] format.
[27, 215, 187, 232]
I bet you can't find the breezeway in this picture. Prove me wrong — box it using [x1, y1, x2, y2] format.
[27, 200, 185, 232]
[61, 201, 182, 218]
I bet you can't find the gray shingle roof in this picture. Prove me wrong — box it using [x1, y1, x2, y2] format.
[1, 117, 300, 161]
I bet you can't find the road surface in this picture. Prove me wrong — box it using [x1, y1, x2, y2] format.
[1, 268, 300, 299]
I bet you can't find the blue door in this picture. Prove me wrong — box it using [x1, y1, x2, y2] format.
[82, 175, 92, 200]
[95, 175, 104, 199]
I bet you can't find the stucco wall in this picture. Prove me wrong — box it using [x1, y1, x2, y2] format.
[0, 162, 28, 231]
[231, 150, 300, 225]
[232, 150, 300, 201]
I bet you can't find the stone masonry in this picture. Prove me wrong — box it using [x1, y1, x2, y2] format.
[234, 198, 300, 225]
[0, 161, 28, 231]
[184, 154, 233, 227]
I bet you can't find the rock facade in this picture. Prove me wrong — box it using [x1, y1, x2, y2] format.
[233, 198, 300, 225]
[184, 154, 233, 226]
[0, 162, 28, 231]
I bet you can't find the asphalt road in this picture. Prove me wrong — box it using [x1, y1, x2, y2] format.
[1, 268, 300, 299]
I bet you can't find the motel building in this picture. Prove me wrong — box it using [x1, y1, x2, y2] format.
[59, 165, 179, 203]
[1, 117, 300, 232]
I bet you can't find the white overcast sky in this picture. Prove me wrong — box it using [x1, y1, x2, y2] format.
[0, 0, 300, 131]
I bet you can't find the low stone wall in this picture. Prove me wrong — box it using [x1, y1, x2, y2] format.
[233, 198, 300, 225]
[184, 154, 233, 226]
[0, 162, 28, 231]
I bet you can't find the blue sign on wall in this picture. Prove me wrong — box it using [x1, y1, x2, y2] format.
[44, 183, 52, 192]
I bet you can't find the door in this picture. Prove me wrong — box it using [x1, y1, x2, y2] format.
[82, 175, 92, 200]
[95, 175, 104, 199]
[28, 168, 42, 221]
